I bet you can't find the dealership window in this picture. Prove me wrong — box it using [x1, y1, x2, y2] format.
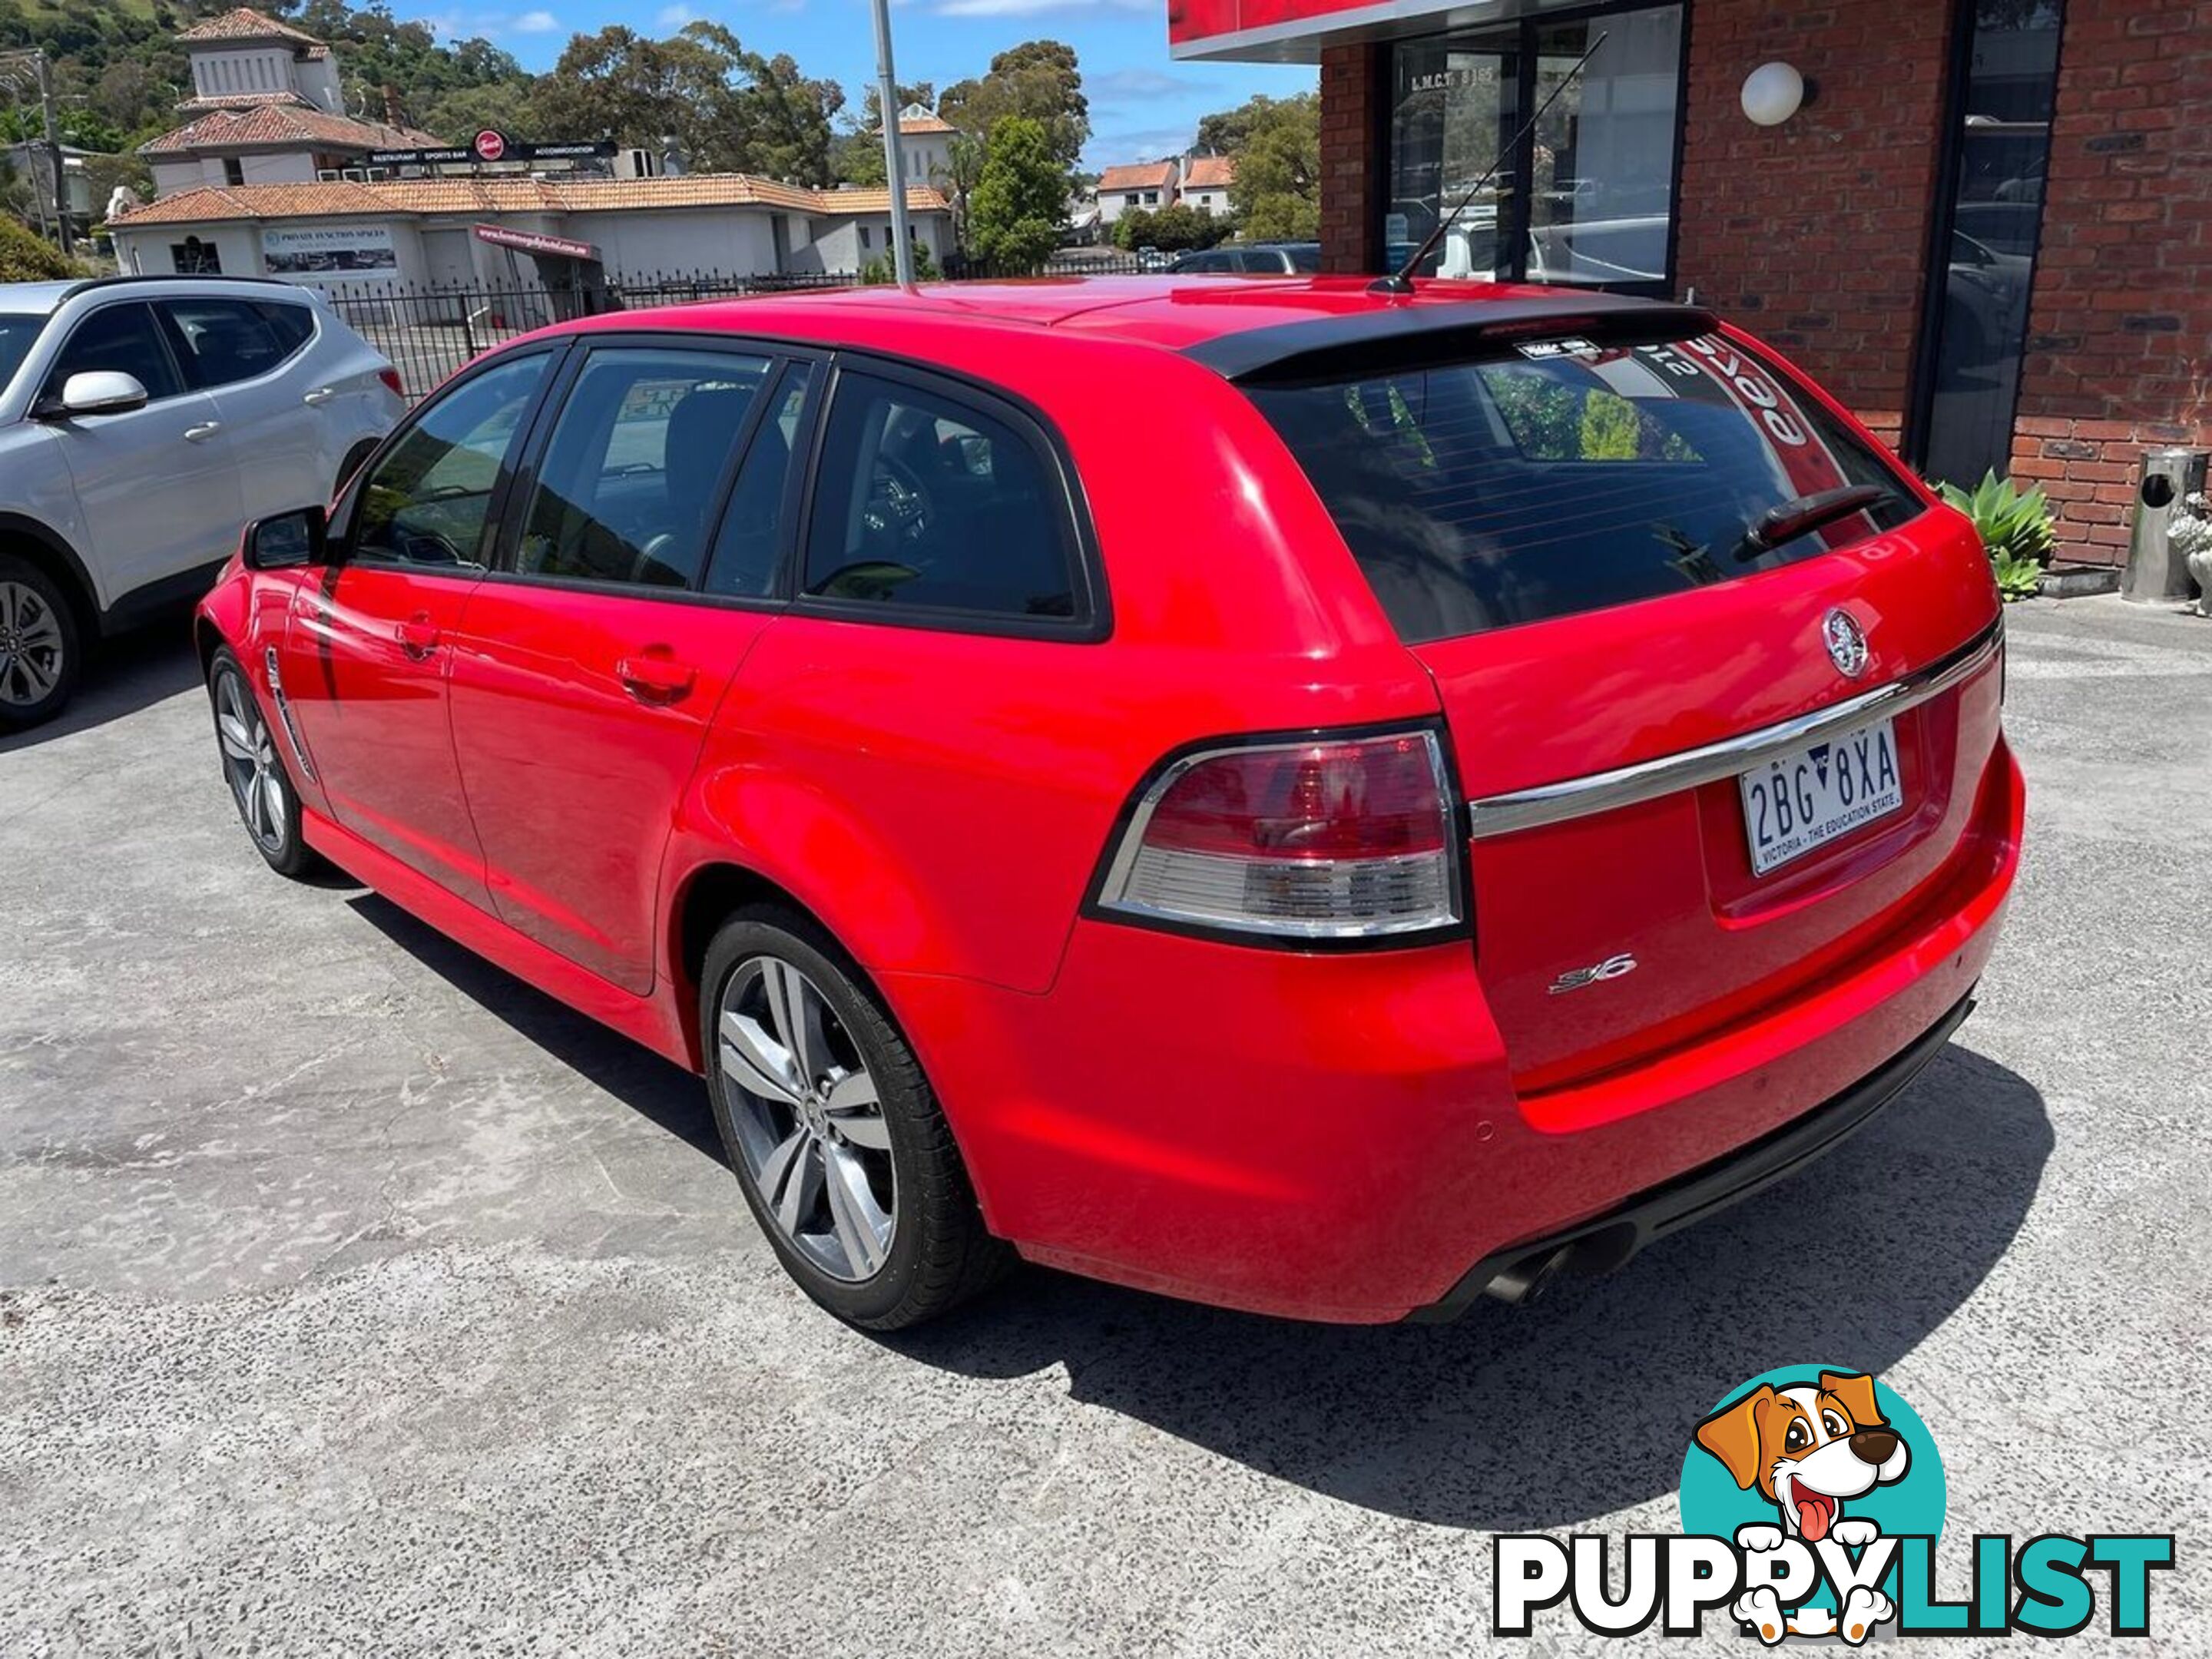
[1389, 4, 1683, 291]
[1911, 0, 2065, 490]
[859, 224, 872, 250]
[223, 157, 245, 187]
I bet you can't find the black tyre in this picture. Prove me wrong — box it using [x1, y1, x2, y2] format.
[700, 904, 1010, 1329]
[208, 646, 323, 879]
[0, 551, 81, 733]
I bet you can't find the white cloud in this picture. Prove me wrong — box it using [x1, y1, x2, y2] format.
[655, 2, 693, 22]
[512, 8, 560, 29]
[935, 0, 1149, 15]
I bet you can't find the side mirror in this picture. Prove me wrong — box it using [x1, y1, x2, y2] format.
[39, 370, 150, 419]
[243, 504, 328, 571]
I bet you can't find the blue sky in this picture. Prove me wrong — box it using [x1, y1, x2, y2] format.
[429, 2, 1316, 171]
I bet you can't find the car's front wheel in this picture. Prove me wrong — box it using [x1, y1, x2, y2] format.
[0, 552, 81, 733]
[700, 906, 1009, 1329]
[208, 646, 321, 878]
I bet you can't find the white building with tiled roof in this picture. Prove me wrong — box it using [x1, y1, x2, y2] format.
[1095, 160, 1177, 226]
[107, 175, 955, 289]
[875, 104, 960, 194]
[141, 8, 441, 197]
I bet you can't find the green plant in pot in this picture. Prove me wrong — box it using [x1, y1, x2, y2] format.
[1936, 470, 2055, 602]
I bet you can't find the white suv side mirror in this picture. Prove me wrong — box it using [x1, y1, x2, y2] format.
[49, 370, 151, 418]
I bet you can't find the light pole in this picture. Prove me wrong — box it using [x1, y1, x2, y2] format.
[0, 48, 72, 259]
[869, 0, 914, 286]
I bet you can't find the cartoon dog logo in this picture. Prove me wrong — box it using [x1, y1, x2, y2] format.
[1694, 1370, 1910, 1644]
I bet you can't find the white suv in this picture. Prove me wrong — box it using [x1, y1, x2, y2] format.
[0, 276, 405, 730]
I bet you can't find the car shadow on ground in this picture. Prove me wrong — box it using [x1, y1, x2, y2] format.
[345, 892, 727, 1165]
[0, 620, 202, 756]
[320, 890, 2049, 1532]
[882, 1043, 2050, 1532]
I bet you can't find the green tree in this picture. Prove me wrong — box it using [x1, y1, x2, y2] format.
[965, 114, 1065, 273]
[859, 240, 939, 283]
[721, 48, 844, 185]
[1111, 205, 1154, 251]
[1195, 92, 1300, 159]
[939, 40, 1087, 173]
[0, 213, 79, 280]
[1228, 94, 1320, 241]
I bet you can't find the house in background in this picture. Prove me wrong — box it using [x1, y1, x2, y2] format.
[1177, 154, 1234, 215]
[878, 104, 959, 192]
[106, 175, 955, 291]
[140, 7, 439, 196]
[1095, 160, 1177, 226]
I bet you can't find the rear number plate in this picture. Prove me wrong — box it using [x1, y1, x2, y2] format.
[1738, 718, 1902, 876]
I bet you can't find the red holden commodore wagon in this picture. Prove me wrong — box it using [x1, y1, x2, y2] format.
[196, 277, 2021, 1329]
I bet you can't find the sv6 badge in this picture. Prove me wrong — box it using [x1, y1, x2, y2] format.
[1549, 952, 1638, 995]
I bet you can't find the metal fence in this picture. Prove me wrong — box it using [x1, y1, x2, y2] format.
[325, 255, 1154, 402]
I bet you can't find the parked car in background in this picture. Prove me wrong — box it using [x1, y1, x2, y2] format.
[195, 276, 2020, 1331]
[1170, 242, 1324, 275]
[0, 276, 403, 730]
[1134, 246, 1174, 273]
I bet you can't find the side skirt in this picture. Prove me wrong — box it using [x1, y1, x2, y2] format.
[302, 806, 696, 1071]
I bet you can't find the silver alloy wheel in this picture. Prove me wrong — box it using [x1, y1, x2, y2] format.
[215, 668, 287, 854]
[717, 955, 896, 1283]
[0, 579, 65, 708]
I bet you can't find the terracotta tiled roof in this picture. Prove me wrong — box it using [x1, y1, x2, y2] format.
[1098, 161, 1177, 194]
[1180, 155, 1234, 191]
[109, 175, 952, 227]
[878, 111, 958, 136]
[174, 91, 320, 115]
[176, 7, 325, 45]
[141, 104, 440, 157]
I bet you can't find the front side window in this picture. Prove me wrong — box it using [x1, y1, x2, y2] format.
[803, 370, 1080, 622]
[1389, 5, 1683, 290]
[160, 298, 296, 387]
[516, 347, 773, 591]
[45, 303, 183, 403]
[350, 353, 550, 569]
[1247, 333, 1919, 642]
[0, 314, 48, 394]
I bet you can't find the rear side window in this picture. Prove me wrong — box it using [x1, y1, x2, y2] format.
[802, 369, 1081, 624]
[161, 298, 296, 388]
[255, 301, 316, 356]
[1246, 334, 1920, 643]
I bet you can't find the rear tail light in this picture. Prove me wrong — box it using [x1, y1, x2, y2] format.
[1095, 730, 1463, 941]
[378, 366, 405, 399]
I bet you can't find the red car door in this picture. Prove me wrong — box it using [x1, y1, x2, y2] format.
[278, 349, 558, 909]
[445, 345, 814, 994]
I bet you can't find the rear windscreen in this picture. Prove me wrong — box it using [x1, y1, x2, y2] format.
[1246, 334, 1922, 644]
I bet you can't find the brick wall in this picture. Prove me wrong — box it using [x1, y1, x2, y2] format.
[1673, 0, 1952, 449]
[1318, 43, 1381, 275]
[2007, 4, 2212, 567]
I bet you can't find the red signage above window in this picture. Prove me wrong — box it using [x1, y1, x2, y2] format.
[1170, 0, 1439, 60]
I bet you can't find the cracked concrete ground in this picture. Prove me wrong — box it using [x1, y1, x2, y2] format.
[2, 597, 2207, 1656]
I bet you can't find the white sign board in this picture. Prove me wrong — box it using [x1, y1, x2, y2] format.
[260, 224, 399, 280]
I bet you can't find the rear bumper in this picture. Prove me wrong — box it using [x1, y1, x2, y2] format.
[885, 738, 2024, 1324]
[1405, 990, 1976, 1320]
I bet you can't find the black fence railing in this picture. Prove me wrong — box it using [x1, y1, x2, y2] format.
[326, 254, 1154, 401]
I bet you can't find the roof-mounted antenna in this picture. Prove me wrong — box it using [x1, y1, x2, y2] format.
[1370, 30, 1609, 297]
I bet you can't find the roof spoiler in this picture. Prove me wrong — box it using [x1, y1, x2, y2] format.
[1182, 295, 1720, 387]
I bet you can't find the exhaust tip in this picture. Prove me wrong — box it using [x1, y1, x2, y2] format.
[1483, 1242, 1579, 1306]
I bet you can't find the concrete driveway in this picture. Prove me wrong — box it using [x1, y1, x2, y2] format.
[2, 598, 2206, 1654]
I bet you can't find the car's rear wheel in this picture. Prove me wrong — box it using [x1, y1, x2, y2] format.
[208, 646, 322, 878]
[0, 553, 81, 733]
[700, 906, 1009, 1329]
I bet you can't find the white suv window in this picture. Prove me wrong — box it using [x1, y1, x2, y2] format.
[43, 303, 184, 404]
[160, 298, 303, 389]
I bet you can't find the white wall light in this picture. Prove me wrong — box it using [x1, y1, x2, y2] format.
[1740, 61, 1809, 127]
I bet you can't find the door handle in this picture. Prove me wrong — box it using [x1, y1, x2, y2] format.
[617, 651, 697, 703]
[303, 388, 337, 407]
[396, 613, 440, 660]
[183, 421, 223, 442]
